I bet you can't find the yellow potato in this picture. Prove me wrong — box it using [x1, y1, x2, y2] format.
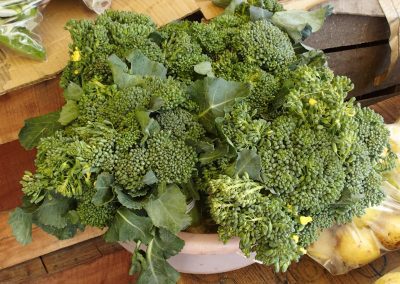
[353, 208, 381, 229]
[307, 229, 336, 262]
[337, 226, 380, 267]
[374, 213, 400, 250]
[375, 272, 400, 284]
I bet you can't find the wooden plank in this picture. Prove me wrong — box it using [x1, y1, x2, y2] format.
[30, 248, 136, 284]
[370, 95, 400, 123]
[0, 78, 64, 145]
[0, 140, 36, 211]
[327, 44, 400, 97]
[305, 14, 389, 50]
[91, 237, 125, 256]
[0, 211, 105, 270]
[0, 258, 46, 284]
[41, 240, 102, 274]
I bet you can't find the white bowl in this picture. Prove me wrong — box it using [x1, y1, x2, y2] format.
[119, 232, 256, 274]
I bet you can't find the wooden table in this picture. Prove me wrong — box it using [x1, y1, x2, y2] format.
[0, 76, 400, 283]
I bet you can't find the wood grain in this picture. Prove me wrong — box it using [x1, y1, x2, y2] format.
[305, 14, 390, 49]
[0, 140, 36, 211]
[0, 211, 105, 270]
[327, 44, 400, 97]
[0, 78, 64, 145]
[0, 258, 46, 284]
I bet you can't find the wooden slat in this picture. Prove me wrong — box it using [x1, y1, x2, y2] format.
[370, 95, 400, 123]
[305, 14, 389, 50]
[0, 140, 36, 211]
[0, 211, 105, 270]
[0, 78, 64, 145]
[41, 240, 102, 274]
[0, 258, 46, 284]
[31, 248, 136, 284]
[327, 44, 400, 97]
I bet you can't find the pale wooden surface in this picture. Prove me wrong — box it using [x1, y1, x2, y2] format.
[0, 211, 105, 270]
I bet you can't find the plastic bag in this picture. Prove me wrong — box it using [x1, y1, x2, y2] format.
[307, 121, 400, 275]
[0, 0, 46, 60]
[375, 266, 400, 283]
[82, 0, 112, 14]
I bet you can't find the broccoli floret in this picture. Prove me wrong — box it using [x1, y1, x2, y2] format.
[157, 108, 205, 142]
[141, 77, 188, 110]
[208, 174, 304, 272]
[160, 26, 210, 82]
[147, 131, 197, 184]
[219, 101, 268, 150]
[61, 11, 162, 87]
[98, 86, 151, 128]
[232, 20, 295, 72]
[77, 186, 117, 228]
[114, 147, 150, 192]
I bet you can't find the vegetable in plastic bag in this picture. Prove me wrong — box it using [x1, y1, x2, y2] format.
[82, 0, 111, 14]
[0, 0, 46, 60]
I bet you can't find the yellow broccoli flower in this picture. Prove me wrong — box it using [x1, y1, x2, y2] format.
[300, 216, 313, 225]
[74, 70, 80, 75]
[71, 48, 81, 62]
[292, 235, 299, 243]
[308, 98, 317, 106]
[299, 247, 307, 254]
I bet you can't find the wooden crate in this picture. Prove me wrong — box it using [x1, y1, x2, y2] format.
[1, 4, 400, 283]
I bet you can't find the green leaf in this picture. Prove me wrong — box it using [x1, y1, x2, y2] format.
[234, 149, 262, 181]
[249, 6, 273, 21]
[8, 207, 32, 245]
[145, 185, 191, 234]
[58, 100, 79, 126]
[35, 195, 72, 229]
[194, 61, 214, 77]
[136, 228, 184, 284]
[271, 6, 332, 42]
[63, 82, 83, 101]
[34, 219, 84, 240]
[136, 110, 160, 142]
[93, 172, 114, 206]
[104, 208, 153, 244]
[188, 77, 250, 132]
[199, 144, 229, 165]
[115, 187, 143, 210]
[126, 49, 167, 78]
[19, 111, 63, 150]
[142, 170, 158, 185]
[108, 54, 142, 89]
[223, 0, 245, 14]
[212, 0, 232, 7]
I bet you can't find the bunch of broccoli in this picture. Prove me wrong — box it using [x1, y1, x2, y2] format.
[10, 1, 397, 282]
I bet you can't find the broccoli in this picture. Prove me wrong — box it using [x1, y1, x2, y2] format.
[61, 11, 162, 88]
[77, 186, 117, 228]
[12, 9, 398, 283]
[147, 131, 197, 184]
[208, 174, 304, 272]
[160, 25, 210, 82]
[231, 20, 296, 72]
[157, 108, 205, 142]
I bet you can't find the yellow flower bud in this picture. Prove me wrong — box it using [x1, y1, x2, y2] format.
[300, 216, 313, 225]
[74, 70, 80, 75]
[71, 49, 81, 62]
[299, 247, 307, 254]
[292, 235, 299, 243]
[308, 98, 317, 106]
